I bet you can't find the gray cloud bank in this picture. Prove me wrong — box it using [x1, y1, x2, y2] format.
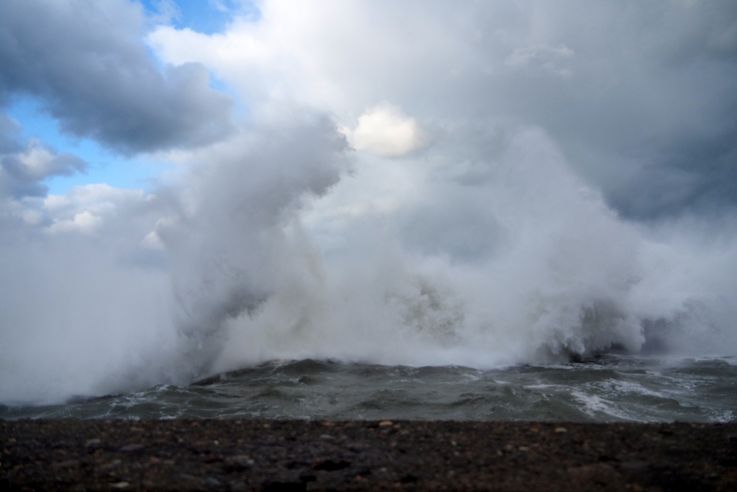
[427, 0, 737, 219]
[184, 0, 734, 219]
[0, 114, 87, 200]
[0, 0, 233, 154]
[450, 0, 737, 219]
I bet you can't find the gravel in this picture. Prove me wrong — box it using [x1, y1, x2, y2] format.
[3, 420, 736, 490]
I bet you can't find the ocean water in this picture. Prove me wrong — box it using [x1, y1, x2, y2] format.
[3, 355, 736, 422]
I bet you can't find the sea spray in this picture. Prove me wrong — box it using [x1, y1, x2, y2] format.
[213, 126, 737, 372]
[0, 118, 349, 404]
[155, 118, 350, 378]
[2, 123, 736, 404]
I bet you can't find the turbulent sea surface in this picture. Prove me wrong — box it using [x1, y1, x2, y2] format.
[3, 355, 736, 422]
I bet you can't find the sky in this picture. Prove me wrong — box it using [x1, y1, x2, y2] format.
[1, 0, 737, 403]
[1, 0, 254, 195]
[2, 0, 736, 214]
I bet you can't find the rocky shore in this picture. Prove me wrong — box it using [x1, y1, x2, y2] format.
[3, 420, 736, 490]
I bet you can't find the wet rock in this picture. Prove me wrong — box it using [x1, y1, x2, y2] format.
[203, 476, 221, 487]
[399, 473, 419, 483]
[223, 454, 254, 471]
[118, 444, 145, 453]
[262, 480, 306, 491]
[298, 472, 317, 483]
[313, 459, 351, 471]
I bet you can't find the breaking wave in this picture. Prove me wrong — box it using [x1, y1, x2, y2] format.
[1, 122, 736, 404]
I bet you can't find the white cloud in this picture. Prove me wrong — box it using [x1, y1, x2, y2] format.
[44, 184, 146, 217]
[1, 135, 87, 201]
[40, 184, 152, 237]
[47, 210, 101, 234]
[19, 144, 71, 179]
[346, 104, 425, 157]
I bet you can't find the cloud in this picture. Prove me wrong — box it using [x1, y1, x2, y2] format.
[0, 0, 233, 154]
[46, 210, 101, 234]
[151, 0, 737, 218]
[504, 44, 575, 78]
[42, 183, 150, 234]
[0, 114, 87, 201]
[0, 113, 21, 153]
[148, 0, 182, 25]
[346, 104, 425, 157]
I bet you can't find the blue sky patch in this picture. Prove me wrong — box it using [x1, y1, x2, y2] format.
[141, 0, 260, 34]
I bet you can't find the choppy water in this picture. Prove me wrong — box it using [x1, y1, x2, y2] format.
[3, 355, 736, 422]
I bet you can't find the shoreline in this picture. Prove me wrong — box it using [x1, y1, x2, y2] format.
[3, 420, 736, 490]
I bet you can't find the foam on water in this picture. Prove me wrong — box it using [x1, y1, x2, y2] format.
[2, 356, 735, 422]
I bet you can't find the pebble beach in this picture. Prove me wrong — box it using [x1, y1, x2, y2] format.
[3, 420, 736, 490]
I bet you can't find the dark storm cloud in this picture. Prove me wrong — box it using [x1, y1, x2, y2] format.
[0, 113, 87, 199]
[0, 0, 233, 154]
[610, 121, 737, 219]
[0, 114, 22, 154]
[207, 0, 734, 219]
[417, 0, 737, 219]
[0, 152, 87, 199]
[300, 0, 737, 219]
[511, 0, 737, 218]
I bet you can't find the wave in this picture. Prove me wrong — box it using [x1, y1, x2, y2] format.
[1, 123, 736, 405]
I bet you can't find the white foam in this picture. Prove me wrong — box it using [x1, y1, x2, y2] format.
[571, 390, 635, 421]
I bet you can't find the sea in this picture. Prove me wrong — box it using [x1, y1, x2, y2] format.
[3, 355, 736, 422]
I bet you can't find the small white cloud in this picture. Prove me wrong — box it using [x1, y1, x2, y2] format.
[42, 184, 149, 235]
[16, 140, 86, 180]
[18, 144, 57, 179]
[141, 217, 177, 250]
[44, 184, 145, 212]
[141, 230, 164, 250]
[347, 104, 426, 158]
[149, 0, 182, 25]
[47, 210, 101, 234]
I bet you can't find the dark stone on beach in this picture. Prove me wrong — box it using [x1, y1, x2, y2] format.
[118, 443, 145, 453]
[313, 459, 351, 471]
[2, 420, 736, 490]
